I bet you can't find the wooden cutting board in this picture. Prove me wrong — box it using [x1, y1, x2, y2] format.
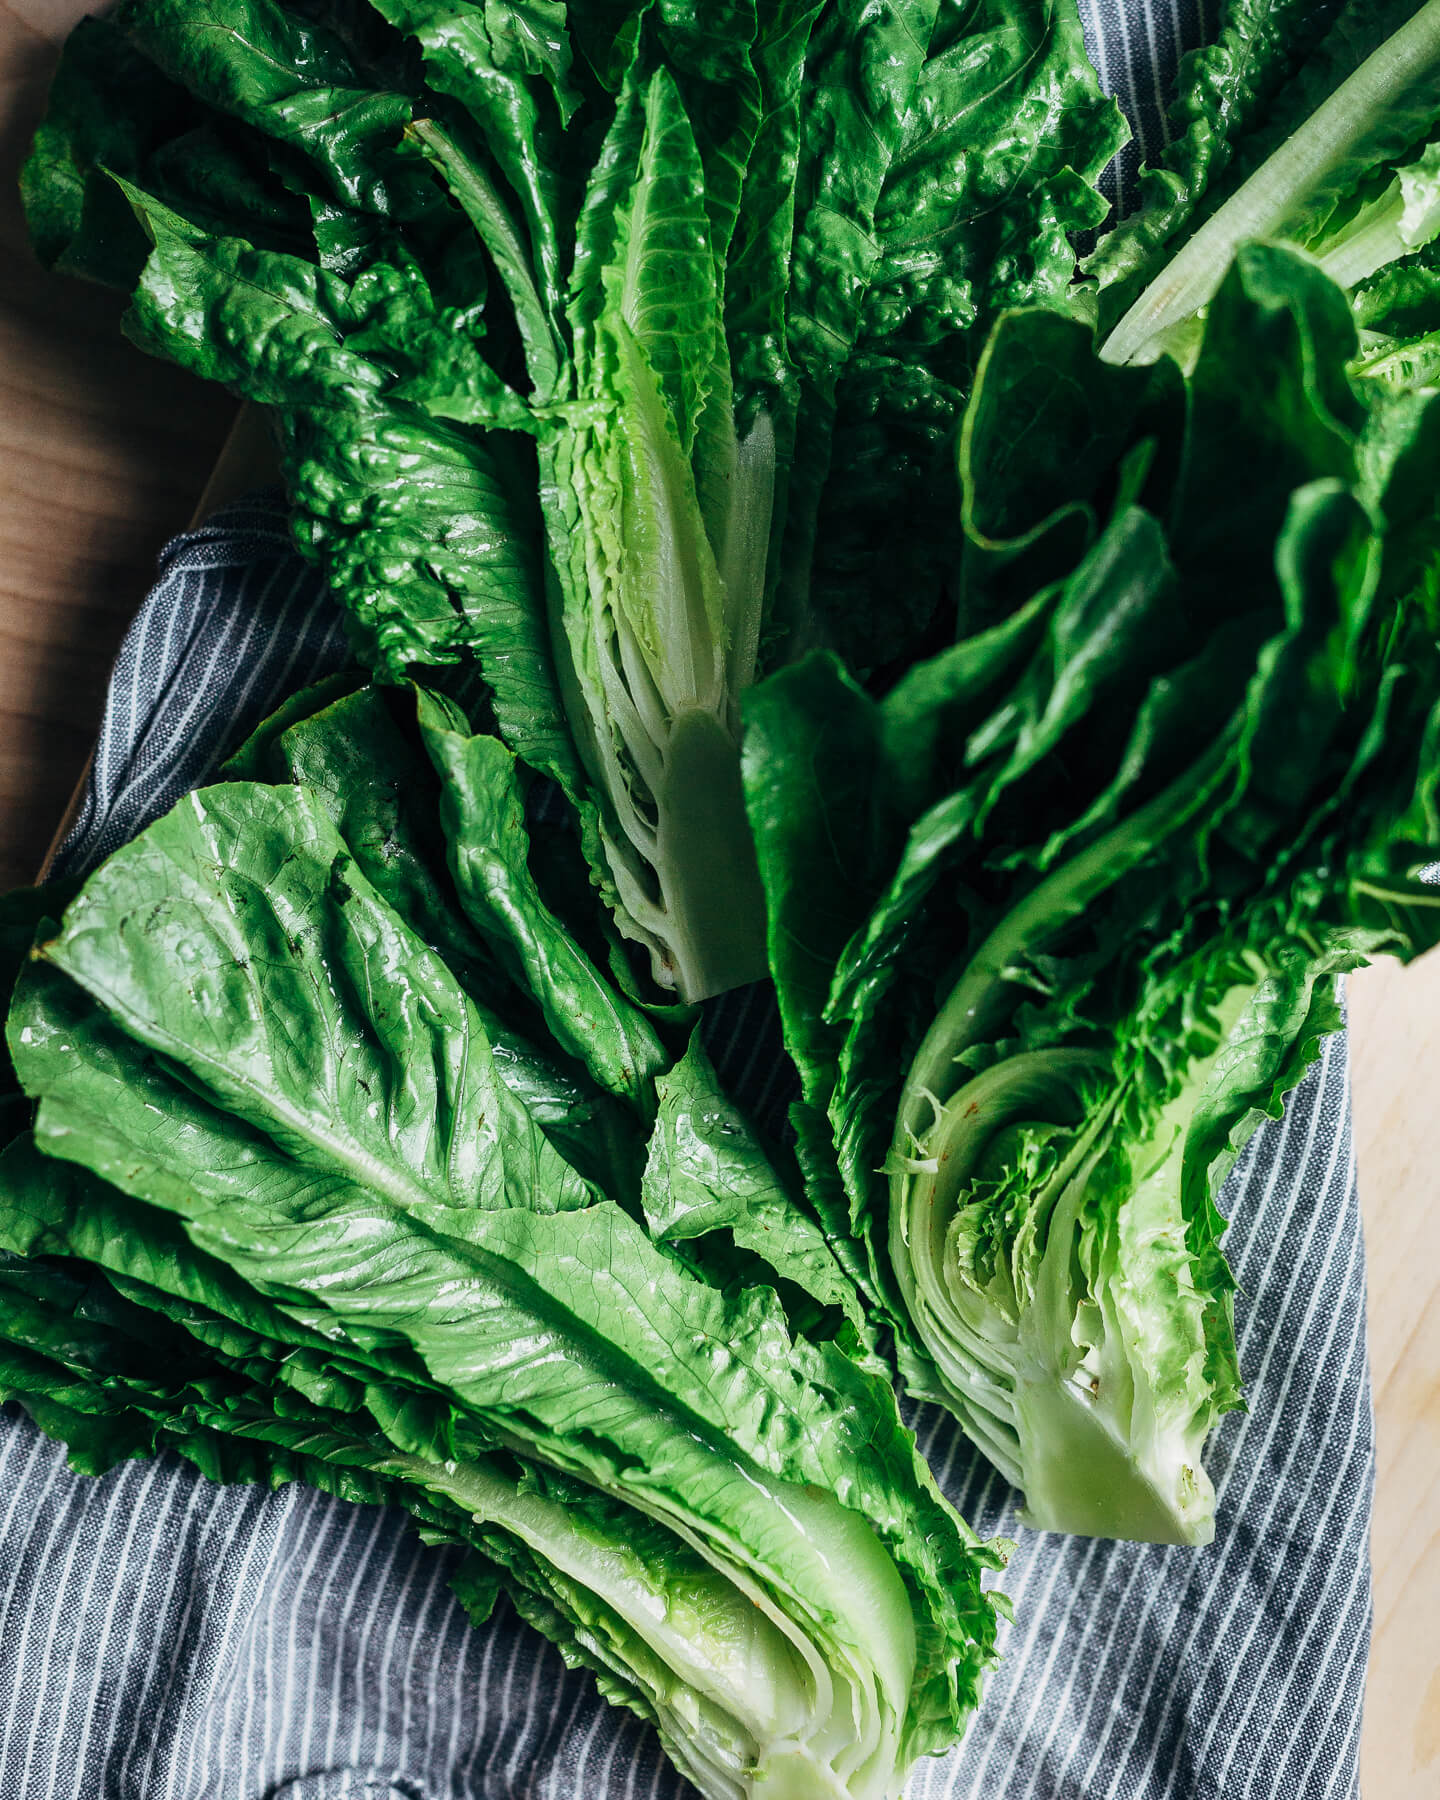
[2, 3, 1437, 1792]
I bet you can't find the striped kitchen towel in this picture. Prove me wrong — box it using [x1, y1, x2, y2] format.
[0, 3, 1373, 1796]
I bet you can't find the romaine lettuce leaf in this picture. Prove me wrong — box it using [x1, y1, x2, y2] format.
[641, 1032, 865, 1333]
[808, 0, 1128, 670]
[220, 677, 654, 1194]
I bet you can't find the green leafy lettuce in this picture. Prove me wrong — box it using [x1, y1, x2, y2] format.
[743, 244, 1440, 1545]
[22, 0, 1123, 999]
[0, 678, 1006, 1800]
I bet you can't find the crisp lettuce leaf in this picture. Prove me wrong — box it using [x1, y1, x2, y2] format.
[808, 0, 1127, 670]
[22, 783, 599, 1221]
[221, 677, 651, 1193]
[414, 685, 669, 1104]
[642, 1032, 864, 1333]
[2, 886, 79, 1150]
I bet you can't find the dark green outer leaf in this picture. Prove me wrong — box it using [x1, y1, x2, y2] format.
[1352, 238, 1440, 350]
[960, 308, 1179, 563]
[407, 115, 565, 400]
[29, 781, 596, 1221]
[415, 688, 668, 1105]
[19, 15, 204, 286]
[967, 507, 1184, 831]
[1356, 383, 1440, 609]
[741, 653, 892, 1105]
[1173, 245, 1361, 575]
[802, 0, 1127, 672]
[723, 0, 824, 425]
[114, 0, 421, 217]
[367, 0, 577, 330]
[2, 885, 78, 1149]
[1211, 1, 1435, 205]
[285, 398, 575, 778]
[770, 0, 944, 628]
[785, 0, 941, 383]
[868, 0, 1124, 332]
[119, 184, 383, 403]
[115, 176, 577, 779]
[878, 588, 1054, 822]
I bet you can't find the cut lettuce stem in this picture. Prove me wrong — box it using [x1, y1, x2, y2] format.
[1102, 0, 1440, 367]
[888, 984, 1259, 1546]
[396, 1449, 914, 1800]
[648, 708, 770, 1001]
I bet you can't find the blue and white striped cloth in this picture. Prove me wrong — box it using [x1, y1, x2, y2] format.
[1, 5, 1373, 1795]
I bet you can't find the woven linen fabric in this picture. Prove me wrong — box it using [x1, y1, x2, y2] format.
[0, 3, 1374, 1795]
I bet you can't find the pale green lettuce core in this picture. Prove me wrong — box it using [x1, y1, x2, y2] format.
[888, 985, 1259, 1547]
[401, 1452, 915, 1800]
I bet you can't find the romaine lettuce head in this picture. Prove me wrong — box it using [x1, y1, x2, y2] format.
[0, 730, 1007, 1799]
[20, 0, 1123, 1000]
[886, 944, 1367, 1545]
[744, 246, 1440, 1545]
[0, 1139, 934, 1800]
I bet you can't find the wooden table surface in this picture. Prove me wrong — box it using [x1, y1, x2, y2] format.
[2, 3, 1437, 1793]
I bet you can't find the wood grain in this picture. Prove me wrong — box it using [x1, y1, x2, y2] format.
[1349, 953, 1440, 1797]
[0, 5, 1435, 1796]
[0, 0, 234, 892]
